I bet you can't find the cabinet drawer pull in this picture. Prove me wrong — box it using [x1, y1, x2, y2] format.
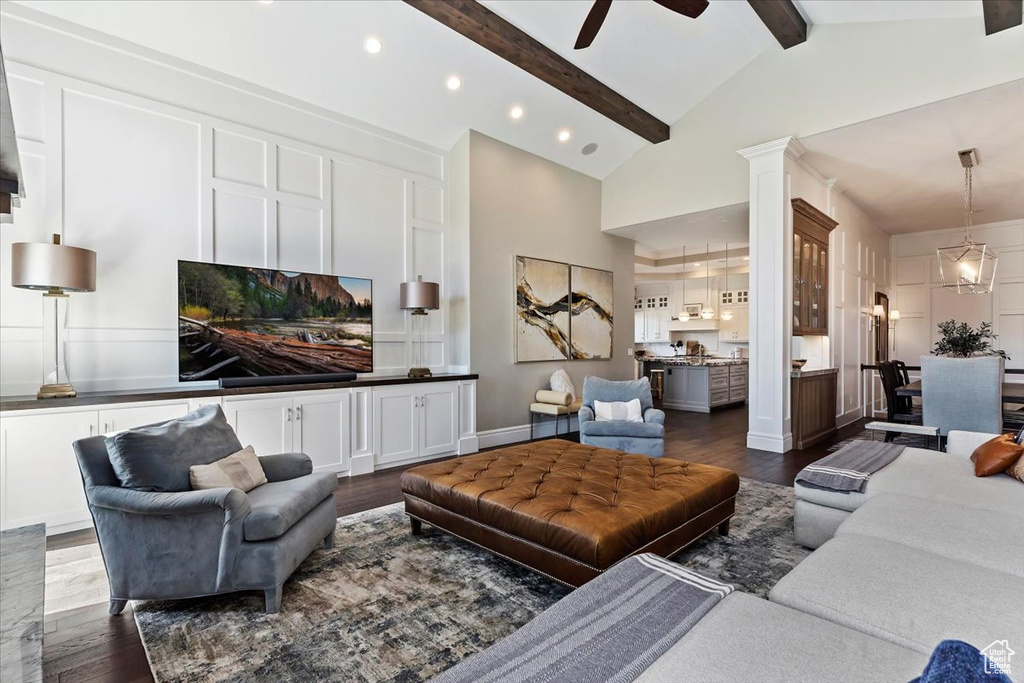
[287, 408, 293, 422]
[295, 406, 301, 421]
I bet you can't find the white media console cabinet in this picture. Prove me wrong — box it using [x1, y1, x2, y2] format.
[0, 374, 478, 536]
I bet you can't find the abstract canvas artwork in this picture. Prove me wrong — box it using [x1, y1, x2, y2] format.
[515, 256, 571, 362]
[570, 265, 614, 359]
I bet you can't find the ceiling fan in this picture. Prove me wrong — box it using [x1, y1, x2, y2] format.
[575, 0, 710, 49]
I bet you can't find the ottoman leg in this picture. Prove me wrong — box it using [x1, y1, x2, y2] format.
[410, 517, 423, 536]
[718, 520, 730, 536]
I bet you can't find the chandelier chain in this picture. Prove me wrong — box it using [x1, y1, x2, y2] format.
[964, 163, 973, 243]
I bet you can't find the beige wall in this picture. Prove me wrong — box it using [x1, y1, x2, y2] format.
[464, 132, 635, 434]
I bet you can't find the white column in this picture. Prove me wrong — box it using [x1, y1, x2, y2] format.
[737, 137, 806, 453]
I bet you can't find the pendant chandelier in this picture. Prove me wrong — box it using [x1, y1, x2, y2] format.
[676, 246, 691, 322]
[700, 244, 716, 320]
[936, 149, 998, 294]
[720, 243, 734, 322]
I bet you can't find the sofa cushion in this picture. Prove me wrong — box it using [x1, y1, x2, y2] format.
[836, 494, 1024, 577]
[594, 398, 644, 422]
[795, 446, 1024, 516]
[105, 405, 242, 492]
[636, 592, 927, 683]
[243, 473, 338, 542]
[580, 420, 664, 439]
[769, 534, 1024, 656]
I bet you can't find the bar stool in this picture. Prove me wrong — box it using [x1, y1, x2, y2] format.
[649, 369, 665, 401]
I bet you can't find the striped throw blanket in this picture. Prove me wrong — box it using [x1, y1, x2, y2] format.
[796, 440, 905, 493]
[430, 554, 733, 683]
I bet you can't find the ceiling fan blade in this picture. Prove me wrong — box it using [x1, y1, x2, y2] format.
[575, 0, 613, 50]
[652, 0, 709, 19]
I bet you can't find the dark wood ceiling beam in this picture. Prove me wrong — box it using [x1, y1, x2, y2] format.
[746, 0, 808, 49]
[403, 0, 670, 144]
[982, 0, 1023, 35]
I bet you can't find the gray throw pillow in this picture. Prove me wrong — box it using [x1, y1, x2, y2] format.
[105, 405, 243, 492]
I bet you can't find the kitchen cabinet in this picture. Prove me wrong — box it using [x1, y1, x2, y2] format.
[718, 304, 749, 343]
[374, 382, 458, 466]
[792, 199, 837, 336]
[222, 391, 352, 474]
[662, 364, 748, 413]
[792, 369, 838, 449]
[634, 293, 671, 343]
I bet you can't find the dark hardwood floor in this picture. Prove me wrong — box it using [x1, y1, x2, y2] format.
[42, 406, 864, 682]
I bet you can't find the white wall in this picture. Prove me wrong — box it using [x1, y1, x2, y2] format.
[0, 12, 465, 395]
[892, 220, 1024, 374]
[603, 18, 1024, 231]
[462, 132, 636, 439]
[785, 152, 891, 428]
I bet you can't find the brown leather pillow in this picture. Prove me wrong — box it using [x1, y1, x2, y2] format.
[970, 434, 1024, 477]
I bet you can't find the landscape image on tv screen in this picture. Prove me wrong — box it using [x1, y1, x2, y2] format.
[178, 261, 372, 381]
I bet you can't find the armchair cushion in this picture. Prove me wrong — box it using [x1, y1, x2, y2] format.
[580, 420, 665, 439]
[105, 405, 242, 492]
[581, 376, 654, 412]
[258, 452, 314, 482]
[243, 473, 338, 542]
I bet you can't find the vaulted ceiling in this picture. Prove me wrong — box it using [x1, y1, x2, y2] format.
[6, 0, 997, 181]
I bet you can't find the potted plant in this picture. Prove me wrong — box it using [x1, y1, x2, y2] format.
[933, 320, 1009, 360]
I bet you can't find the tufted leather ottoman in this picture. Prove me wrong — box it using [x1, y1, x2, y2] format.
[400, 439, 740, 586]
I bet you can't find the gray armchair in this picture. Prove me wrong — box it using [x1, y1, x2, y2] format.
[72, 406, 338, 614]
[579, 376, 666, 457]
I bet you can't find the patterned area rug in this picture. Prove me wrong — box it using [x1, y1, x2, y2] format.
[134, 477, 807, 683]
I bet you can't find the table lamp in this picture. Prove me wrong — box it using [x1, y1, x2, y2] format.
[400, 276, 439, 378]
[11, 234, 96, 398]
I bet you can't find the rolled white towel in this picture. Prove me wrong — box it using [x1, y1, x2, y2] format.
[535, 389, 572, 406]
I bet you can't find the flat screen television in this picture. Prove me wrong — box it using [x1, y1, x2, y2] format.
[177, 260, 372, 382]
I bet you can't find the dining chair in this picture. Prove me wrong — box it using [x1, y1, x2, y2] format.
[921, 355, 1003, 440]
[877, 361, 923, 442]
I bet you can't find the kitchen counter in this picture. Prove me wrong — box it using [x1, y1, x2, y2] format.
[639, 356, 749, 367]
[642, 360, 748, 413]
[791, 367, 839, 379]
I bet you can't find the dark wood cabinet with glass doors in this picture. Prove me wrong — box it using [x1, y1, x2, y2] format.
[792, 198, 838, 336]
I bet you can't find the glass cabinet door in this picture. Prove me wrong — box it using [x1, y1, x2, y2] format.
[818, 243, 828, 331]
[810, 243, 819, 329]
[793, 233, 803, 330]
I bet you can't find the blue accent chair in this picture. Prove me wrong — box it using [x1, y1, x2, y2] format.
[921, 355, 1003, 438]
[579, 376, 666, 457]
[72, 406, 338, 615]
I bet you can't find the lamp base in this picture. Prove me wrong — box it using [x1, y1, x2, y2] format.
[407, 367, 432, 379]
[37, 383, 77, 399]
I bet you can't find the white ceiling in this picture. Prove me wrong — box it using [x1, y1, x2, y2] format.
[8, 0, 991, 181]
[794, 0, 981, 25]
[800, 80, 1024, 234]
[614, 202, 750, 253]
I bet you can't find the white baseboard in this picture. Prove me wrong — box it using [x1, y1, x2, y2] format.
[349, 453, 375, 476]
[746, 430, 793, 453]
[836, 407, 863, 429]
[478, 415, 578, 450]
[458, 435, 480, 455]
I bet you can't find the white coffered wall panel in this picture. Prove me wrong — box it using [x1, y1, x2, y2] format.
[2, 46, 452, 394]
[892, 221, 1024, 376]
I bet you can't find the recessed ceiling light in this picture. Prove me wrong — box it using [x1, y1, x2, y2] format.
[446, 76, 462, 91]
[693, 262, 702, 267]
[558, 129, 572, 143]
[509, 105, 524, 120]
[743, 256, 750, 261]
[258, 0, 274, 4]
[581, 142, 599, 155]
[364, 37, 382, 54]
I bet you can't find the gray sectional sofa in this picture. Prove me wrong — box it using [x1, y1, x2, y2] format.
[440, 430, 1024, 682]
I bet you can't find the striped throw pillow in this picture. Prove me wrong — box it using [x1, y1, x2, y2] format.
[189, 445, 268, 492]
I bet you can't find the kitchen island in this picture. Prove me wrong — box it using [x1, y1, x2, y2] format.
[641, 357, 748, 413]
